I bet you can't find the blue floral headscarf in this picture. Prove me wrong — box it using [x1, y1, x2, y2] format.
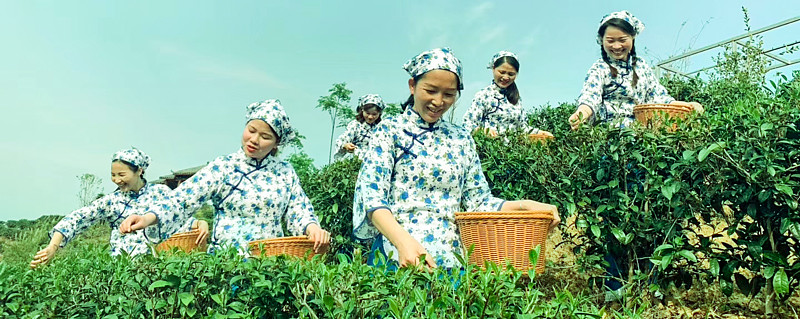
[245, 99, 297, 146]
[358, 94, 385, 110]
[403, 47, 464, 90]
[112, 148, 150, 170]
[597, 10, 645, 44]
[488, 51, 518, 69]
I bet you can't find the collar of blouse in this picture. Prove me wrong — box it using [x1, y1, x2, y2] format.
[405, 106, 442, 131]
[119, 182, 149, 198]
[490, 81, 509, 99]
[606, 56, 634, 72]
[236, 148, 274, 169]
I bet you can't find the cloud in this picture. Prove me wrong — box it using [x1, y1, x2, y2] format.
[468, 2, 495, 22]
[479, 25, 507, 45]
[152, 42, 286, 89]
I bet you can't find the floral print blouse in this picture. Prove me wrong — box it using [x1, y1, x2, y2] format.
[353, 107, 505, 268]
[51, 183, 193, 256]
[577, 56, 674, 127]
[334, 120, 377, 161]
[462, 83, 540, 135]
[158, 149, 319, 254]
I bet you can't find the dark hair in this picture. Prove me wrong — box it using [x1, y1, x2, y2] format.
[269, 127, 282, 157]
[493, 56, 521, 105]
[401, 73, 463, 110]
[113, 159, 145, 179]
[598, 18, 639, 87]
[356, 104, 383, 124]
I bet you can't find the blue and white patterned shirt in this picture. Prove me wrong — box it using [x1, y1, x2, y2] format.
[51, 183, 193, 256]
[159, 149, 319, 254]
[577, 57, 674, 127]
[353, 107, 505, 268]
[462, 83, 540, 134]
[334, 120, 378, 161]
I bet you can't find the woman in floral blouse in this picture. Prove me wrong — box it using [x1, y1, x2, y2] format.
[30, 148, 208, 268]
[568, 11, 703, 129]
[353, 47, 560, 269]
[120, 100, 330, 255]
[463, 51, 551, 138]
[334, 94, 384, 161]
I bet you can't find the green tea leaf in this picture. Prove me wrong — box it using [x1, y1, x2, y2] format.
[774, 268, 789, 295]
[709, 259, 720, 277]
[148, 280, 174, 291]
[775, 184, 794, 197]
[677, 250, 697, 262]
[178, 292, 194, 306]
[590, 225, 601, 238]
[764, 266, 776, 279]
[610, 228, 626, 244]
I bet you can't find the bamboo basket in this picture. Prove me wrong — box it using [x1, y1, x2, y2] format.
[155, 229, 207, 253]
[249, 236, 319, 260]
[527, 132, 555, 144]
[455, 211, 553, 274]
[633, 103, 693, 131]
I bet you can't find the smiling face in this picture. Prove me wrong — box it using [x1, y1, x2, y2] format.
[241, 119, 278, 160]
[602, 25, 634, 61]
[409, 69, 459, 124]
[492, 62, 518, 89]
[111, 161, 144, 192]
[362, 105, 382, 124]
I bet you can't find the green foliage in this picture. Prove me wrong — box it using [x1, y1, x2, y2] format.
[287, 151, 318, 181]
[383, 102, 403, 117]
[710, 7, 770, 88]
[299, 157, 366, 261]
[0, 246, 608, 318]
[316, 82, 354, 164]
[475, 71, 800, 306]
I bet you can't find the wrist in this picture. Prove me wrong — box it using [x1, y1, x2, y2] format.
[305, 223, 320, 235]
[391, 232, 416, 251]
[144, 213, 158, 225]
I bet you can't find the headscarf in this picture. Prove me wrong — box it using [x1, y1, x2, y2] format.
[112, 148, 150, 170]
[488, 51, 518, 69]
[245, 99, 297, 145]
[597, 10, 645, 44]
[358, 94, 385, 110]
[402, 47, 464, 90]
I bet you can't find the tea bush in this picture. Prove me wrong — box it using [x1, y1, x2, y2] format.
[0, 245, 607, 318]
[473, 72, 800, 310]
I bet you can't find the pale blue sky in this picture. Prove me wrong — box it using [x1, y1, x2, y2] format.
[1, 1, 798, 221]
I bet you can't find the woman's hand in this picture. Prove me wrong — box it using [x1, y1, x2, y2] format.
[305, 223, 331, 253]
[688, 102, 704, 114]
[193, 220, 210, 245]
[394, 235, 437, 269]
[671, 101, 704, 114]
[370, 208, 436, 270]
[343, 143, 357, 152]
[502, 200, 561, 229]
[569, 105, 593, 130]
[30, 244, 58, 269]
[119, 213, 157, 234]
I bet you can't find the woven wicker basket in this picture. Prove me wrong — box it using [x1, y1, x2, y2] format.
[527, 133, 555, 144]
[249, 236, 319, 260]
[633, 103, 693, 131]
[155, 229, 208, 253]
[455, 211, 553, 274]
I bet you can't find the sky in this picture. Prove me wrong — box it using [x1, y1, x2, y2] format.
[1, 1, 798, 221]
